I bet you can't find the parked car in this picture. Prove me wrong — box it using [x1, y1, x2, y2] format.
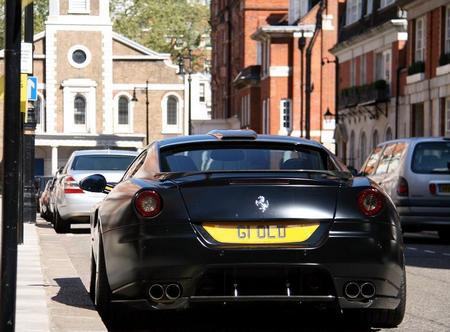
[81, 130, 405, 328]
[52, 149, 138, 233]
[35, 176, 53, 212]
[360, 137, 450, 242]
[39, 177, 57, 221]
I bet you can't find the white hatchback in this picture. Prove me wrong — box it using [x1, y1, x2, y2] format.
[52, 149, 138, 233]
[361, 137, 450, 242]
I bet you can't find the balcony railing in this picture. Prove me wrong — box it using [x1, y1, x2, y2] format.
[339, 80, 390, 110]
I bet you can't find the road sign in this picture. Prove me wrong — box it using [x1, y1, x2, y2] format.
[27, 76, 38, 101]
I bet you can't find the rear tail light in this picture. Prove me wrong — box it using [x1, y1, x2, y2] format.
[357, 188, 384, 217]
[429, 183, 437, 195]
[396, 177, 409, 197]
[63, 176, 84, 194]
[134, 190, 162, 218]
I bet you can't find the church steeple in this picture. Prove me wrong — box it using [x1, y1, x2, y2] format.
[48, 0, 110, 23]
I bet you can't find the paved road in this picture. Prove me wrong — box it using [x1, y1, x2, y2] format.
[46, 221, 450, 331]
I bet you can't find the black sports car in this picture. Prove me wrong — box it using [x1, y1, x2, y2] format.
[81, 130, 405, 327]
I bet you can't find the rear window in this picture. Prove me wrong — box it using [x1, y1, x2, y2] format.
[412, 142, 450, 174]
[160, 144, 338, 172]
[71, 155, 136, 171]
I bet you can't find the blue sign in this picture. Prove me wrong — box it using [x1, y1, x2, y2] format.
[27, 76, 38, 101]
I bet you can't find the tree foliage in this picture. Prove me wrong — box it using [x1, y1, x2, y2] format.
[0, 0, 210, 69]
[0, 0, 48, 48]
[111, 0, 210, 67]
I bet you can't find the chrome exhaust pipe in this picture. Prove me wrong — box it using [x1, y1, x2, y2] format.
[165, 284, 181, 300]
[149, 284, 165, 301]
[360, 282, 376, 299]
[344, 282, 361, 299]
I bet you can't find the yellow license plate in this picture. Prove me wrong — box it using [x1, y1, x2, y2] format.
[202, 222, 320, 244]
[440, 184, 450, 193]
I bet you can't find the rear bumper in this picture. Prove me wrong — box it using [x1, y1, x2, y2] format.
[102, 220, 405, 311]
[397, 206, 450, 230]
[57, 193, 104, 221]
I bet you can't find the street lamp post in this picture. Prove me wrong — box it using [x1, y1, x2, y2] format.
[177, 49, 193, 135]
[131, 80, 150, 145]
[298, 31, 306, 138]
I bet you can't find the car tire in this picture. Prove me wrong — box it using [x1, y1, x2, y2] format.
[438, 230, 450, 243]
[344, 274, 406, 328]
[54, 210, 70, 233]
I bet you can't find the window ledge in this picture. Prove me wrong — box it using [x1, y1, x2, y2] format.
[162, 128, 182, 135]
[436, 64, 450, 76]
[406, 72, 425, 84]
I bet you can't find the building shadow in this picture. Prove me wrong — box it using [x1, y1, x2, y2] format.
[51, 277, 95, 311]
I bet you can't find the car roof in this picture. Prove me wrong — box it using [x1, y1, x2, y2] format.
[156, 130, 324, 149]
[70, 149, 138, 157]
[377, 137, 450, 146]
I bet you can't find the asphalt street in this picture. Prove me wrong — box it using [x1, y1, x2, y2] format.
[44, 221, 450, 332]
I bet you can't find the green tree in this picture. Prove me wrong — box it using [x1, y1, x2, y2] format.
[0, 0, 49, 48]
[111, 0, 210, 69]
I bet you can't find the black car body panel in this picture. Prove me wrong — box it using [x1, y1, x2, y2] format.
[89, 131, 405, 317]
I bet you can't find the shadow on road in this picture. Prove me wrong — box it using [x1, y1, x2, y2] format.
[103, 304, 378, 332]
[403, 232, 450, 270]
[51, 277, 96, 311]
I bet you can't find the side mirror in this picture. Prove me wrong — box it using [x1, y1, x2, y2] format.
[79, 174, 107, 193]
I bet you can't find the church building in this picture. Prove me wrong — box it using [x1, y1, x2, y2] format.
[1, 0, 187, 176]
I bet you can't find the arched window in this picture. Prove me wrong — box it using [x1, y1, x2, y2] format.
[118, 96, 129, 125]
[34, 95, 45, 133]
[360, 132, 367, 166]
[167, 96, 178, 125]
[74, 94, 86, 125]
[349, 130, 355, 167]
[372, 130, 379, 149]
[386, 127, 393, 141]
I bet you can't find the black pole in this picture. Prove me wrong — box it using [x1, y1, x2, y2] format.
[1, 0, 23, 330]
[335, 56, 339, 155]
[188, 73, 192, 135]
[298, 35, 306, 138]
[145, 80, 149, 145]
[23, 0, 36, 225]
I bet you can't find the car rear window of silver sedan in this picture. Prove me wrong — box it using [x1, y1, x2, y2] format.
[71, 155, 136, 171]
[412, 142, 450, 174]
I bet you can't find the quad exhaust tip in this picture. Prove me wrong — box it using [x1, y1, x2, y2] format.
[360, 282, 376, 299]
[149, 283, 182, 302]
[148, 284, 165, 301]
[344, 282, 361, 299]
[165, 284, 182, 300]
[344, 281, 376, 299]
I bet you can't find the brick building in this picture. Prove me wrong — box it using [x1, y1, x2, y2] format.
[330, 0, 408, 168]
[210, 0, 289, 123]
[400, 0, 450, 139]
[0, 0, 187, 176]
[210, 0, 340, 151]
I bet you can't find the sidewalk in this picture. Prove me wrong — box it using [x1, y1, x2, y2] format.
[12, 216, 106, 331]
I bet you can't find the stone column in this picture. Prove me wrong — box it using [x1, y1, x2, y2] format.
[51, 146, 58, 174]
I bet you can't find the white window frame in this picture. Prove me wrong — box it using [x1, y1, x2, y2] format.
[68, 0, 90, 14]
[161, 92, 183, 134]
[279, 99, 292, 135]
[113, 92, 134, 133]
[375, 49, 392, 83]
[380, 0, 395, 9]
[199, 83, 206, 103]
[445, 6, 450, 54]
[346, 0, 362, 26]
[35, 93, 45, 134]
[366, 0, 373, 16]
[62, 79, 97, 134]
[415, 16, 426, 62]
[67, 44, 92, 69]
